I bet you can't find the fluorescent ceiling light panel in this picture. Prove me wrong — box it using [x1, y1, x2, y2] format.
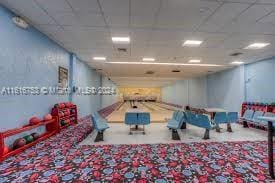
[93, 57, 106, 61]
[142, 58, 155, 61]
[183, 40, 203, 46]
[111, 37, 130, 43]
[107, 62, 222, 67]
[188, 59, 201, 63]
[245, 43, 270, 49]
[231, 61, 244, 65]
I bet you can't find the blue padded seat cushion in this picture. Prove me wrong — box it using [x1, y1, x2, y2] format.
[227, 112, 238, 123]
[167, 119, 181, 129]
[172, 110, 179, 120]
[194, 114, 212, 129]
[138, 112, 150, 125]
[242, 109, 255, 121]
[91, 113, 110, 132]
[251, 111, 264, 123]
[214, 112, 227, 124]
[125, 112, 138, 125]
[255, 112, 275, 127]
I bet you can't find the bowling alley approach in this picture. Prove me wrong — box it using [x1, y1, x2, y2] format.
[1, 0, 275, 182]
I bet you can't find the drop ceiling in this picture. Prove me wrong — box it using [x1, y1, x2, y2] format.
[2, 0, 275, 87]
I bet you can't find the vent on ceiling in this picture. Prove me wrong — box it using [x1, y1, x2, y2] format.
[230, 52, 243, 56]
[172, 70, 180, 73]
[145, 71, 154, 74]
[117, 48, 127, 52]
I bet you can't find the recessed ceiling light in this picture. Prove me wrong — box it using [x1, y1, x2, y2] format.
[107, 61, 222, 67]
[183, 40, 203, 47]
[111, 37, 130, 43]
[231, 61, 244, 65]
[142, 58, 155, 61]
[189, 59, 201, 63]
[245, 43, 270, 49]
[93, 57, 106, 61]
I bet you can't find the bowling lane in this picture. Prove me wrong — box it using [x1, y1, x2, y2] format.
[139, 102, 155, 112]
[107, 101, 174, 123]
[154, 102, 182, 111]
[145, 102, 169, 111]
[117, 101, 130, 112]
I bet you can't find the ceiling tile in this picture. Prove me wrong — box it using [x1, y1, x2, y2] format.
[131, 29, 152, 44]
[131, 15, 155, 28]
[220, 0, 257, 3]
[257, 0, 275, 4]
[76, 12, 106, 26]
[99, 0, 129, 16]
[198, 3, 250, 32]
[1, 0, 56, 25]
[35, 0, 72, 13]
[235, 4, 275, 23]
[156, 0, 221, 31]
[63, 26, 110, 43]
[67, 0, 99, 13]
[2, 0, 275, 83]
[258, 12, 275, 24]
[51, 12, 79, 26]
[220, 20, 275, 34]
[35, 24, 62, 35]
[106, 15, 129, 27]
[131, 0, 161, 16]
[220, 34, 274, 49]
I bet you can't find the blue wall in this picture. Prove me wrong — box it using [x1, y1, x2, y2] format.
[0, 6, 102, 132]
[0, 6, 70, 130]
[207, 58, 275, 112]
[72, 58, 102, 117]
[245, 57, 275, 103]
[207, 66, 245, 112]
[101, 77, 118, 108]
[162, 77, 207, 108]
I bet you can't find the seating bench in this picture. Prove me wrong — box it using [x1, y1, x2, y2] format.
[125, 112, 150, 134]
[169, 111, 238, 140]
[214, 112, 238, 132]
[241, 109, 275, 128]
[167, 111, 217, 140]
[167, 111, 186, 140]
[91, 112, 110, 142]
[185, 111, 216, 139]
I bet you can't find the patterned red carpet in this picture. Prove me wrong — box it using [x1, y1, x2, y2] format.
[0, 121, 273, 182]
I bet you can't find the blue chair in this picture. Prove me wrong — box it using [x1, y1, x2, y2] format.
[167, 111, 186, 140]
[261, 112, 275, 127]
[213, 112, 227, 132]
[195, 114, 212, 129]
[138, 112, 150, 125]
[138, 112, 150, 134]
[243, 110, 264, 128]
[195, 114, 214, 139]
[185, 112, 214, 139]
[125, 112, 150, 134]
[227, 112, 238, 123]
[91, 112, 110, 142]
[124, 112, 138, 125]
[252, 111, 264, 123]
[169, 110, 179, 121]
[250, 111, 274, 129]
[185, 111, 197, 125]
[242, 109, 255, 120]
[226, 112, 238, 132]
[241, 109, 255, 128]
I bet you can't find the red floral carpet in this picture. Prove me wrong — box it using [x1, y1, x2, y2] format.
[0, 121, 273, 182]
